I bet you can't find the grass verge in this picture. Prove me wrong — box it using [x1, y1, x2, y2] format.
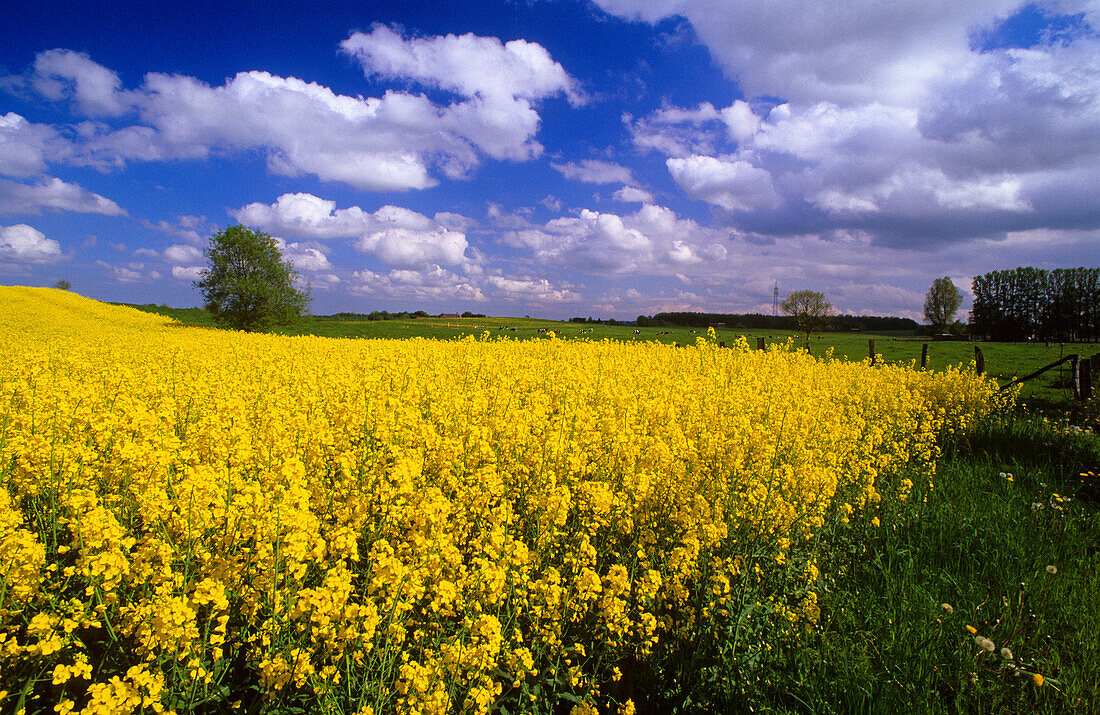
[726, 413, 1100, 714]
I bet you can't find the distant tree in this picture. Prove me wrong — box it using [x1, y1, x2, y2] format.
[53, 279, 71, 290]
[781, 290, 833, 337]
[923, 277, 963, 334]
[194, 225, 310, 332]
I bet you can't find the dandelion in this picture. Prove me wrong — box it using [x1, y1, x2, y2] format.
[974, 636, 996, 652]
[1032, 673, 1045, 687]
[966, 625, 978, 635]
[1000, 647, 1013, 660]
[941, 603, 954, 614]
[1046, 565, 1057, 574]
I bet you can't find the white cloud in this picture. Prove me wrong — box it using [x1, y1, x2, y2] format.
[356, 228, 467, 269]
[32, 49, 134, 116]
[622, 19, 1100, 244]
[484, 275, 582, 303]
[340, 24, 582, 106]
[27, 39, 578, 190]
[0, 223, 64, 263]
[347, 264, 580, 306]
[666, 155, 780, 211]
[613, 186, 655, 203]
[94, 259, 142, 283]
[0, 113, 68, 177]
[506, 203, 731, 273]
[720, 100, 762, 143]
[595, 1, 1021, 107]
[171, 265, 203, 281]
[274, 239, 332, 272]
[143, 215, 212, 244]
[232, 192, 470, 269]
[163, 243, 203, 264]
[350, 265, 487, 302]
[0, 177, 125, 216]
[551, 159, 635, 184]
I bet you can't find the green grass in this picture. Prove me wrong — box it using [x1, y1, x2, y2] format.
[678, 414, 1100, 714]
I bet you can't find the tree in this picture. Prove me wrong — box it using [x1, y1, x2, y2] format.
[781, 289, 832, 337]
[194, 225, 310, 331]
[923, 277, 963, 334]
[53, 279, 71, 290]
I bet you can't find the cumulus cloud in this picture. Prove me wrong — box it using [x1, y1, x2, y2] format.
[613, 186, 655, 203]
[340, 24, 583, 106]
[163, 243, 203, 265]
[0, 223, 64, 263]
[280, 242, 332, 272]
[594, 1, 1021, 106]
[142, 215, 213, 245]
[611, 3, 1100, 247]
[350, 265, 486, 302]
[232, 192, 471, 269]
[484, 275, 582, 303]
[23, 37, 578, 190]
[171, 265, 203, 281]
[96, 259, 157, 283]
[32, 49, 134, 116]
[346, 264, 581, 306]
[505, 203, 730, 273]
[355, 228, 467, 270]
[0, 177, 125, 216]
[0, 113, 69, 177]
[551, 159, 635, 184]
[666, 155, 780, 212]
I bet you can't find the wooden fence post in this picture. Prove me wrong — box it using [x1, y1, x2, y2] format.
[974, 346, 985, 375]
[757, 337, 765, 351]
[921, 343, 929, 369]
[868, 339, 875, 365]
[1080, 355, 1093, 400]
[1071, 354, 1081, 401]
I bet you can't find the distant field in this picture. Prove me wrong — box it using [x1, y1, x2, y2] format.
[121, 303, 1099, 409]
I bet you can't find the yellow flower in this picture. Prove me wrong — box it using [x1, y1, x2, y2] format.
[0, 287, 1004, 712]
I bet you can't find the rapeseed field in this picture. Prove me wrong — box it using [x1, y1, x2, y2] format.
[0, 287, 1004, 714]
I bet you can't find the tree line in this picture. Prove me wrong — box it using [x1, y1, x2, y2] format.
[636, 312, 918, 332]
[970, 267, 1100, 342]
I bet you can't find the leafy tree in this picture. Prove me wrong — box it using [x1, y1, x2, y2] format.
[52, 279, 71, 290]
[194, 225, 309, 331]
[923, 277, 963, 334]
[781, 289, 833, 337]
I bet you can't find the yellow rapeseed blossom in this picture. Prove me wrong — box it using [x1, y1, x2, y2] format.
[0, 287, 1003, 712]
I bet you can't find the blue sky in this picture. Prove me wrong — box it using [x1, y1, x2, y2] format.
[1, 1, 1098, 319]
